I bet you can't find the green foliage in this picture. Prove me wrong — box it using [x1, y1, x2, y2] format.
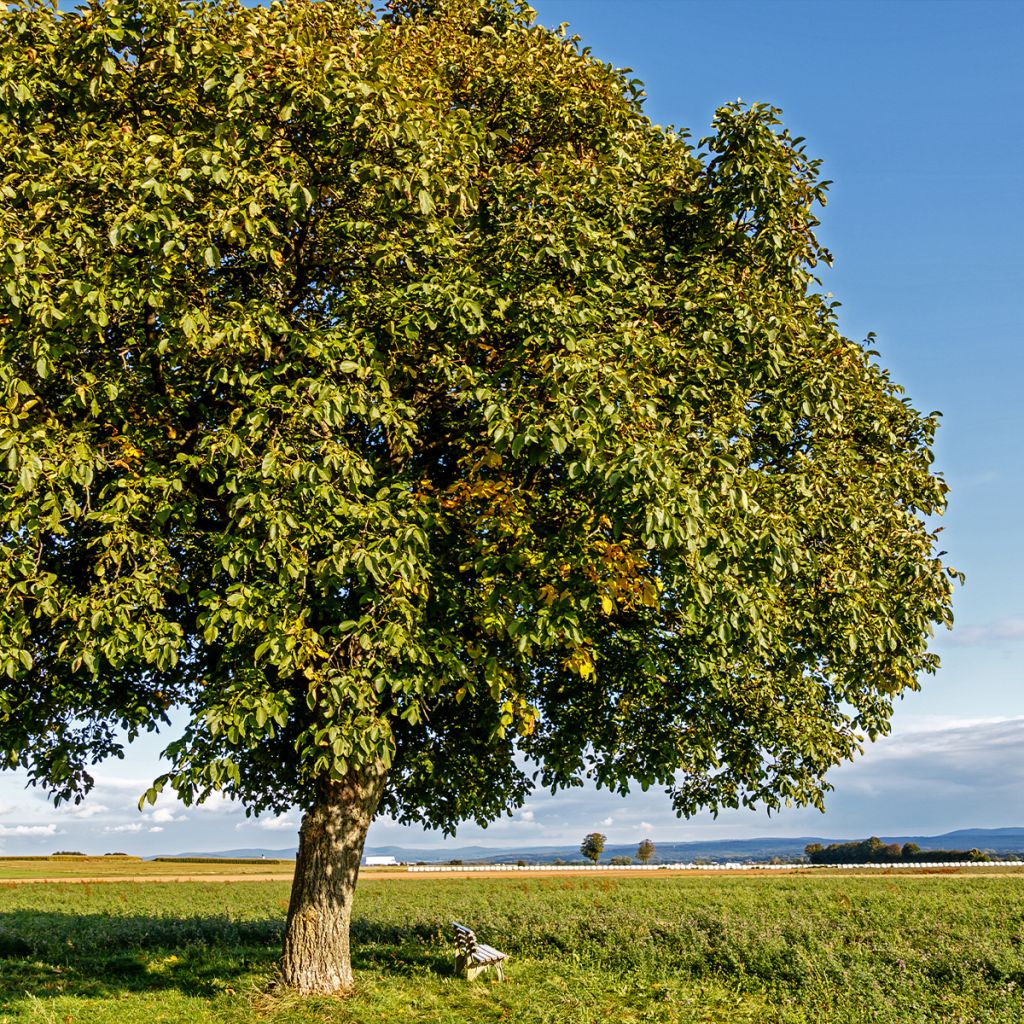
[636, 838, 656, 864]
[804, 837, 988, 864]
[580, 832, 606, 863]
[0, 0, 958, 830]
[2, 875, 1024, 1022]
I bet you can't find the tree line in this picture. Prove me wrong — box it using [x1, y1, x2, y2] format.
[805, 837, 988, 864]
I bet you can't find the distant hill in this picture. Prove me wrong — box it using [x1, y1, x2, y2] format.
[164, 847, 298, 860]
[163, 827, 1024, 864]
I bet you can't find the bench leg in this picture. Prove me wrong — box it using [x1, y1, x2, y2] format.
[457, 958, 505, 982]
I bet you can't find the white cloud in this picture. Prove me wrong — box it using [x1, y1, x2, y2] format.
[90, 775, 152, 793]
[601, 817, 614, 827]
[639, 821, 653, 831]
[104, 823, 144, 834]
[147, 808, 185, 824]
[0, 824, 58, 837]
[149, 827, 164, 833]
[256, 816, 299, 832]
[520, 809, 535, 822]
[193, 795, 242, 816]
[68, 803, 110, 820]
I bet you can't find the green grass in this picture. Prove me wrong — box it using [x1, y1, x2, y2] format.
[1, 874, 1023, 1022]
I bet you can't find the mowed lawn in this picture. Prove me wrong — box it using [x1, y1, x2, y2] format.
[2, 873, 1023, 1023]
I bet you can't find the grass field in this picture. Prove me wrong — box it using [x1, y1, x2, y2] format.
[2, 873, 1023, 1023]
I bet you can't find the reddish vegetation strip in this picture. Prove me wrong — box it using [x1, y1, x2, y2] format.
[6, 866, 1023, 885]
[0, 873, 294, 885]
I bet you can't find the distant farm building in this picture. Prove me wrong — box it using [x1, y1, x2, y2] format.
[365, 855, 398, 867]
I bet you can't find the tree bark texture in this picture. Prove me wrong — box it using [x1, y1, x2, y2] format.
[279, 766, 387, 995]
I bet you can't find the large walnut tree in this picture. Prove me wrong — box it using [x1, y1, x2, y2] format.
[0, 0, 957, 993]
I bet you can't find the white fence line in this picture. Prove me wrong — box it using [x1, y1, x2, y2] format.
[406, 860, 1024, 873]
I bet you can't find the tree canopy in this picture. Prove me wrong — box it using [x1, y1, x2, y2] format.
[0, 0, 958, 993]
[581, 832, 607, 864]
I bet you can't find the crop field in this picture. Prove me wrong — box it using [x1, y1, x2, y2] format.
[1, 873, 1023, 1023]
[0, 857, 297, 882]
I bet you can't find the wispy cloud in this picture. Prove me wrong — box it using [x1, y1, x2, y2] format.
[948, 617, 1024, 646]
[192, 795, 242, 816]
[68, 803, 110, 820]
[104, 823, 144, 834]
[90, 775, 153, 793]
[0, 824, 58, 837]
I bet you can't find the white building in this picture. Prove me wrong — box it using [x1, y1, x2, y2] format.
[364, 855, 398, 867]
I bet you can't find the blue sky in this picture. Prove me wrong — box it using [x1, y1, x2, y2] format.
[2, 0, 1023, 855]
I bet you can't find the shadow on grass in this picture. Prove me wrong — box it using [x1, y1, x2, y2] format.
[0, 912, 453, 1005]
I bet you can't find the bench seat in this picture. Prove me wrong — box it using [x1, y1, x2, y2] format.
[453, 922, 507, 980]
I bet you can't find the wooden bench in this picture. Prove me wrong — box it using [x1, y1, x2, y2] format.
[452, 922, 508, 981]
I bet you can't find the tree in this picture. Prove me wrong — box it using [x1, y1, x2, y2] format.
[637, 839, 656, 865]
[0, 0, 958, 997]
[581, 833, 607, 864]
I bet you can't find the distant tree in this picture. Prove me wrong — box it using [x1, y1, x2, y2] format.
[581, 833, 607, 864]
[806, 837, 988, 865]
[0, 0, 958, 998]
[609, 855, 633, 866]
[637, 839, 657, 864]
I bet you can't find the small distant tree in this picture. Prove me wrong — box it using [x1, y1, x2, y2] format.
[637, 839, 656, 864]
[609, 855, 633, 865]
[901, 842, 921, 860]
[581, 833, 607, 864]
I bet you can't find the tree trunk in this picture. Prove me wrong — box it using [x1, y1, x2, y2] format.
[279, 766, 387, 995]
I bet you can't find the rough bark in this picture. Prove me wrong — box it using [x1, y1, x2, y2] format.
[279, 765, 387, 995]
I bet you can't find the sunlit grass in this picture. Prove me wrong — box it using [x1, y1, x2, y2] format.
[2, 874, 1023, 1022]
